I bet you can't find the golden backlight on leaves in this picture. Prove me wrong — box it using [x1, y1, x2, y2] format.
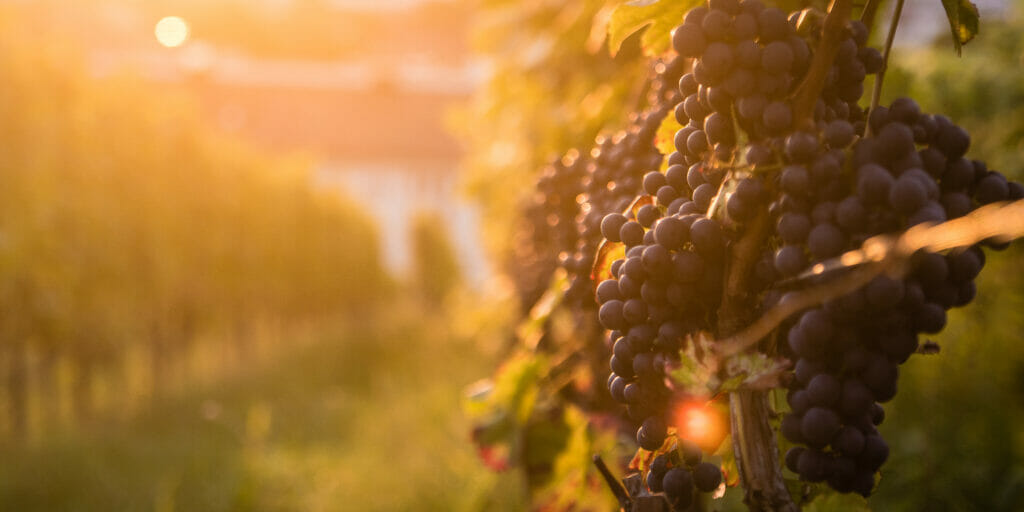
[672, 401, 728, 453]
[155, 16, 189, 48]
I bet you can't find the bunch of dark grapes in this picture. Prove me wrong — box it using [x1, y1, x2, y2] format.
[511, 151, 589, 309]
[597, 0, 880, 464]
[775, 97, 1024, 496]
[510, 57, 688, 310]
[670, 0, 881, 170]
[562, 58, 688, 306]
[645, 440, 724, 509]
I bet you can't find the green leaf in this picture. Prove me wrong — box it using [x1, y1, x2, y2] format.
[940, 0, 980, 55]
[606, 0, 701, 57]
[802, 491, 871, 512]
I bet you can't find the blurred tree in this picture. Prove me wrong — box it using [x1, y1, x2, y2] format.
[410, 212, 462, 305]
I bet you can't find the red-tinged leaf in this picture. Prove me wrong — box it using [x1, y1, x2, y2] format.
[940, 0, 980, 55]
[477, 444, 512, 472]
[606, 0, 702, 57]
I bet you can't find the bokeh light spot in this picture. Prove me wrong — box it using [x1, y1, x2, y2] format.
[155, 16, 189, 48]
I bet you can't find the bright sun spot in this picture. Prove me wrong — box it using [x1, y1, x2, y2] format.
[673, 401, 727, 452]
[155, 16, 189, 48]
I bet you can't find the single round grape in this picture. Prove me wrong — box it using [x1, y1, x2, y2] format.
[601, 213, 627, 242]
[806, 373, 841, 407]
[889, 174, 928, 214]
[784, 131, 818, 162]
[761, 40, 794, 74]
[801, 407, 841, 447]
[825, 120, 856, 148]
[796, 448, 830, 482]
[599, 300, 626, 330]
[693, 462, 723, 492]
[807, 223, 846, 260]
[700, 10, 733, 43]
[662, 468, 695, 509]
[838, 375, 871, 412]
[776, 213, 810, 245]
[620, 220, 645, 246]
[857, 434, 889, 471]
[935, 123, 970, 159]
[690, 218, 724, 256]
[636, 204, 660, 228]
[596, 279, 622, 304]
[672, 23, 707, 57]
[692, 183, 716, 212]
[857, 164, 894, 204]
[762, 101, 793, 133]
[774, 245, 807, 276]
[756, 7, 790, 41]
[643, 171, 668, 196]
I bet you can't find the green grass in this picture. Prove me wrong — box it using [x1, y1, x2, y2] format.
[0, 306, 524, 512]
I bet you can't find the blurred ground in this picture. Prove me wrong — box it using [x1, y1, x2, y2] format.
[0, 303, 524, 511]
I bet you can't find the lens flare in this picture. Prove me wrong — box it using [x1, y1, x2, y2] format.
[155, 16, 189, 48]
[672, 401, 728, 453]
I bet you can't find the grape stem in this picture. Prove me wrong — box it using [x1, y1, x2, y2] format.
[865, 0, 907, 136]
[790, 0, 854, 130]
[860, 0, 882, 31]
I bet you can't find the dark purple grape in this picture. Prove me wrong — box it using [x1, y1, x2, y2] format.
[801, 407, 841, 447]
[761, 40, 794, 74]
[662, 468, 695, 509]
[601, 213, 627, 242]
[774, 245, 807, 276]
[693, 462, 722, 492]
[806, 373, 841, 407]
[673, 24, 707, 57]
[763, 101, 793, 133]
[807, 223, 845, 259]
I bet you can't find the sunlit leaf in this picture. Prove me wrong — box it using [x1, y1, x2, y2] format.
[721, 351, 791, 392]
[940, 0, 980, 55]
[668, 331, 719, 394]
[655, 111, 682, 157]
[716, 435, 741, 487]
[606, 0, 701, 57]
[591, 240, 625, 284]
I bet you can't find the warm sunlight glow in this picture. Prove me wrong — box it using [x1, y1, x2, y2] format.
[673, 401, 728, 453]
[155, 16, 189, 48]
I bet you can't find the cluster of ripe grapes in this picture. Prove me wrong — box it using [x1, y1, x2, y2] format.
[646, 439, 723, 509]
[588, 0, 1023, 503]
[776, 100, 1023, 494]
[513, 57, 687, 309]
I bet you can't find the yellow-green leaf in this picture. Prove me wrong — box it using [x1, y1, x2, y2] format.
[606, 0, 701, 57]
[655, 110, 682, 157]
[940, 0, 980, 55]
